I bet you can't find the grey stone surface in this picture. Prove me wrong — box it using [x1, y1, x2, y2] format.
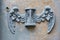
[0, 0, 60, 40]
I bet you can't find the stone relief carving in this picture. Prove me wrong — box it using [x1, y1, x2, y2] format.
[7, 6, 56, 34]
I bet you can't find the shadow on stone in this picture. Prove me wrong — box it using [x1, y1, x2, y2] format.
[25, 25, 36, 31]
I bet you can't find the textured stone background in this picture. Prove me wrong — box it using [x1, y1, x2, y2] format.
[0, 0, 60, 40]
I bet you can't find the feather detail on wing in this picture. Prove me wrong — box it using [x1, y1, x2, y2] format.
[36, 6, 56, 33]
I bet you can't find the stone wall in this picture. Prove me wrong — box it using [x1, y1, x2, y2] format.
[1, 0, 60, 40]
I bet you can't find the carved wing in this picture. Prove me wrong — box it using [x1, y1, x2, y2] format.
[8, 7, 26, 34]
[36, 6, 56, 33]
